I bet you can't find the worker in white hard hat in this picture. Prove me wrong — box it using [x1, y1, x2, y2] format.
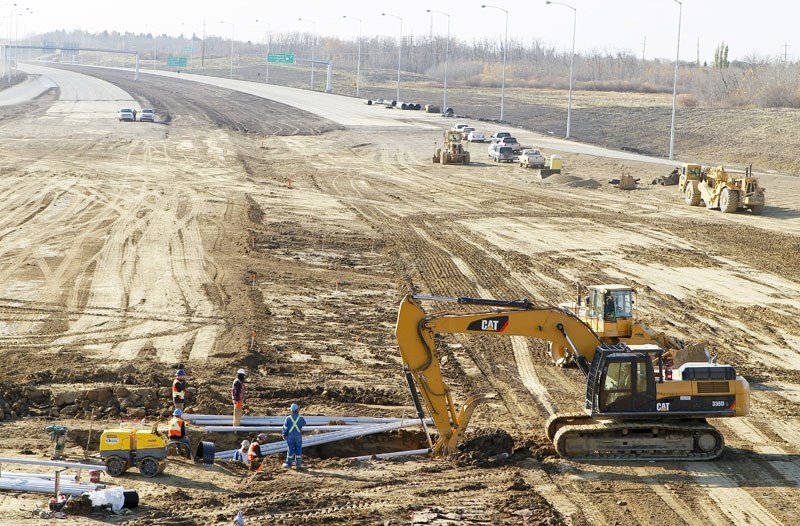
[231, 368, 247, 426]
[282, 403, 307, 470]
[233, 439, 250, 465]
[172, 369, 188, 411]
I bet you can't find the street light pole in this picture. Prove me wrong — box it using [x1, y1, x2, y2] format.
[220, 21, 234, 79]
[481, 4, 508, 122]
[382, 12, 403, 103]
[546, 1, 576, 139]
[343, 15, 362, 97]
[427, 9, 450, 113]
[255, 19, 271, 84]
[669, 0, 682, 160]
[298, 18, 316, 90]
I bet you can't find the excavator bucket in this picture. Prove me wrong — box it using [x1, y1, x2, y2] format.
[436, 393, 494, 455]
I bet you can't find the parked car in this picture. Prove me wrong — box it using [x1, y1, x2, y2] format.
[489, 145, 516, 163]
[498, 136, 521, 153]
[118, 108, 135, 122]
[467, 130, 485, 143]
[139, 109, 156, 122]
[451, 123, 470, 131]
[461, 127, 475, 138]
[490, 131, 512, 142]
[519, 148, 546, 168]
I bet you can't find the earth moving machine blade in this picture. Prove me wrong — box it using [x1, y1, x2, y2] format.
[396, 294, 750, 460]
[432, 130, 471, 165]
[680, 163, 765, 214]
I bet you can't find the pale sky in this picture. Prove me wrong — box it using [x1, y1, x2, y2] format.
[8, 0, 798, 63]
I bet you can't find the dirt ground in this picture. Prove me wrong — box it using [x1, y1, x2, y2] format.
[0, 66, 799, 525]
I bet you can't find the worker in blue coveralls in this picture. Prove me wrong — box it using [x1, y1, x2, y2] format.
[282, 403, 307, 470]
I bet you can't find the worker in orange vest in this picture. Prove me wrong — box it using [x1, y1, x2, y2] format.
[247, 433, 267, 471]
[172, 369, 188, 411]
[168, 409, 191, 457]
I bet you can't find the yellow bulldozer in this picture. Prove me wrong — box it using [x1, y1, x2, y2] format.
[679, 163, 765, 214]
[433, 130, 471, 165]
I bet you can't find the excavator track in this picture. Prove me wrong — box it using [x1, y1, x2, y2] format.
[551, 417, 724, 461]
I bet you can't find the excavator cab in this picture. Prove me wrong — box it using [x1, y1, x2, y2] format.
[588, 346, 657, 414]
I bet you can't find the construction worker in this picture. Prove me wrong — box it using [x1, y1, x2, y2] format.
[232, 368, 246, 426]
[232, 440, 250, 465]
[282, 403, 307, 470]
[168, 409, 191, 457]
[172, 369, 188, 411]
[247, 433, 267, 470]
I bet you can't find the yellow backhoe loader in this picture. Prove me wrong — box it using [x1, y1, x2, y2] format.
[396, 294, 750, 461]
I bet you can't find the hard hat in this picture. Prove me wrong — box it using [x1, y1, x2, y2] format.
[173, 409, 182, 417]
[290, 403, 300, 412]
[241, 440, 250, 448]
[175, 369, 186, 377]
[237, 368, 246, 375]
[257, 433, 267, 441]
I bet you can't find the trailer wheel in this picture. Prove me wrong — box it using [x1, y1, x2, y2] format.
[685, 183, 701, 206]
[104, 456, 127, 477]
[139, 457, 160, 478]
[720, 187, 739, 213]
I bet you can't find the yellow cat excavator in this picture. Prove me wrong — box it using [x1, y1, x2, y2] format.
[396, 293, 750, 461]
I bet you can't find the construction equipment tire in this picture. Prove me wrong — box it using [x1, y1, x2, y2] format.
[685, 184, 701, 206]
[104, 456, 126, 477]
[139, 457, 160, 478]
[720, 187, 739, 213]
[464, 152, 470, 165]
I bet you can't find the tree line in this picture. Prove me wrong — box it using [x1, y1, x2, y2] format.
[33, 29, 800, 109]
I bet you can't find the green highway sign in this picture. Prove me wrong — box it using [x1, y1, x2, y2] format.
[267, 53, 295, 64]
[167, 56, 188, 67]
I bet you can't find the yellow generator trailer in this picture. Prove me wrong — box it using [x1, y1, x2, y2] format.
[99, 428, 168, 477]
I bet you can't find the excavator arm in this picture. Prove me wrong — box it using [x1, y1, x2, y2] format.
[395, 294, 602, 455]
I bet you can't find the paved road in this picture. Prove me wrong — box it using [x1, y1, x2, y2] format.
[15, 63, 679, 167]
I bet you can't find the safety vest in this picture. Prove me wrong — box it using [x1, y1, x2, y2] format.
[247, 441, 261, 461]
[168, 417, 185, 439]
[172, 379, 186, 400]
[283, 414, 305, 436]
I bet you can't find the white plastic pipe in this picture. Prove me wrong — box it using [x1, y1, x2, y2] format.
[185, 414, 418, 425]
[0, 457, 107, 471]
[202, 425, 371, 433]
[0, 477, 103, 496]
[0, 471, 77, 481]
[216, 420, 424, 459]
[348, 448, 431, 461]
